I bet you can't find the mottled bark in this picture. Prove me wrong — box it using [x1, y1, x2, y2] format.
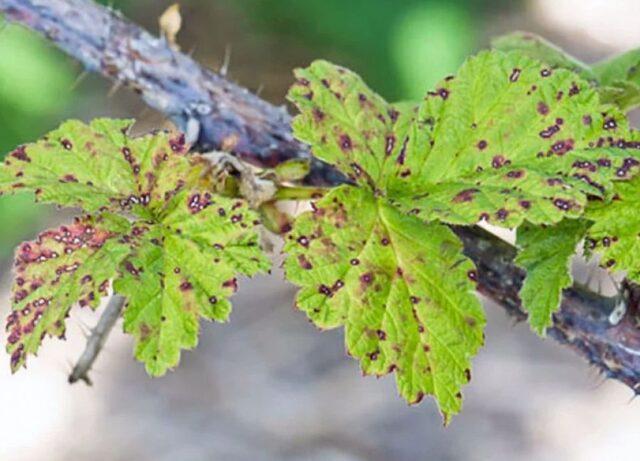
[1, 0, 638, 392]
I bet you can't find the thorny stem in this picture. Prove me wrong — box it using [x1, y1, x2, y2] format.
[0, 0, 638, 392]
[68, 294, 125, 385]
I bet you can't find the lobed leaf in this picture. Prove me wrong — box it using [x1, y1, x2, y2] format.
[285, 50, 640, 419]
[392, 51, 639, 227]
[288, 60, 393, 187]
[3, 118, 271, 377]
[6, 213, 131, 370]
[284, 186, 484, 421]
[515, 219, 588, 335]
[0, 118, 208, 214]
[290, 53, 638, 229]
[114, 189, 270, 376]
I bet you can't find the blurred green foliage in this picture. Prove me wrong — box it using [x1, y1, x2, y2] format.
[229, 0, 520, 101]
[0, 24, 74, 258]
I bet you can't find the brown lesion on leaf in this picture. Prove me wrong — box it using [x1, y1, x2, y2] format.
[603, 117, 617, 130]
[10, 145, 30, 162]
[452, 188, 479, 203]
[312, 108, 325, 123]
[338, 134, 353, 152]
[222, 278, 238, 293]
[537, 101, 549, 115]
[179, 280, 193, 291]
[60, 138, 73, 150]
[491, 155, 508, 169]
[60, 174, 78, 183]
[550, 139, 574, 156]
[552, 198, 575, 211]
[385, 134, 396, 155]
[464, 316, 477, 327]
[169, 133, 187, 154]
[359, 272, 373, 289]
[139, 323, 152, 341]
[506, 170, 525, 179]
[495, 208, 509, 221]
[568, 82, 580, 96]
[297, 254, 313, 270]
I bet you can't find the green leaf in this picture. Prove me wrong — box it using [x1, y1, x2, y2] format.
[289, 60, 391, 187]
[3, 118, 271, 377]
[598, 81, 640, 112]
[515, 219, 588, 335]
[592, 49, 640, 111]
[6, 213, 131, 371]
[289, 53, 637, 229]
[492, 33, 640, 111]
[285, 51, 640, 418]
[393, 51, 638, 227]
[491, 32, 595, 81]
[283, 186, 484, 421]
[114, 189, 270, 376]
[593, 48, 640, 88]
[0, 118, 207, 214]
[585, 175, 640, 282]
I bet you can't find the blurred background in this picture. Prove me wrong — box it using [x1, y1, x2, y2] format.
[0, 0, 639, 459]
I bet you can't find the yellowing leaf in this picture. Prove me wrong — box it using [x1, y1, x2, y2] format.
[284, 186, 484, 421]
[284, 51, 640, 419]
[3, 119, 271, 377]
[0, 119, 207, 215]
[6, 214, 131, 370]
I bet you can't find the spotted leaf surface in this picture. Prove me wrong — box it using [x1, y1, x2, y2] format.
[290, 53, 638, 229]
[288, 60, 394, 187]
[491, 32, 595, 80]
[493, 34, 640, 111]
[284, 51, 640, 420]
[585, 177, 640, 282]
[393, 51, 639, 227]
[6, 214, 131, 371]
[0, 119, 207, 214]
[284, 186, 485, 420]
[114, 189, 270, 376]
[515, 219, 588, 335]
